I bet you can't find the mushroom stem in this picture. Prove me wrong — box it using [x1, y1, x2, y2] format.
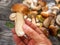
[15, 12, 25, 36]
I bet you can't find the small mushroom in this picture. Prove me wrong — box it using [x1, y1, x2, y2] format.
[50, 15, 56, 25]
[41, 11, 51, 18]
[42, 5, 48, 11]
[36, 15, 45, 23]
[10, 3, 29, 36]
[51, 6, 59, 15]
[49, 25, 59, 36]
[56, 15, 60, 25]
[43, 16, 53, 28]
[23, 0, 46, 10]
[29, 11, 38, 15]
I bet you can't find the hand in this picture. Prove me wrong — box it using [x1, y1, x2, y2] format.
[12, 20, 52, 45]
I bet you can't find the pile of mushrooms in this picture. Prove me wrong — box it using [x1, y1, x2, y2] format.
[9, 0, 60, 37]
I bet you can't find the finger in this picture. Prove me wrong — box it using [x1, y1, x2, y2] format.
[13, 34, 25, 45]
[23, 24, 44, 41]
[25, 19, 43, 34]
[28, 39, 35, 45]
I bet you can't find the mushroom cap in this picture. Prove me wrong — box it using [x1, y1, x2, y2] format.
[51, 6, 59, 10]
[11, 3, 30, 14]
[41, 12, 50, 18]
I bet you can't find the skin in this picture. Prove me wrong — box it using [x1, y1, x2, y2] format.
[12, 19, 52, 45]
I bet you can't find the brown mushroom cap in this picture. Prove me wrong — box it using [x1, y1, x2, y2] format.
[11, 3, 30, 14]
[41, 12, 50, 18]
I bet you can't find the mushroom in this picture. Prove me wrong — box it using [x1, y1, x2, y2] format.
[49, 25, 59, 36]
[42, 5, 48, 11]
[43, 16, 53, 28]
[41, 11, 51, 18]
[50, 15, 56, 25]
[23, 0, 46, 10]
[10, 3, 29, 36]
[11, 3, 30, 14]
[51, 6, 59, 15]
[56, 15, 60, 25]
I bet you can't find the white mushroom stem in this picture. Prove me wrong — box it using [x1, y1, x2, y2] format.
[10, 12, 25, 36]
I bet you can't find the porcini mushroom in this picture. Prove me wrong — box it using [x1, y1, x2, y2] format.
[56, 15, 60, 25]
[10, 3, 29, 36]
[43, 16, 53, 28]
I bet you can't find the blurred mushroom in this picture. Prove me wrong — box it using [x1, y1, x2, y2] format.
[49, 25, 59, 36]
[42, 5, 48, 11]
[38, 0, 46, 7]
[50, 15, 56, 25]
[41, 11, 51, 18]
[51, 6, 59, 15]
[10, 3, 29, 36]
[23, 0, 46, 10]
[43, 16, 53, 28]
[40, 27, 49, 37]
[29, 11, 38, 15]
[56, 15, 60, 25]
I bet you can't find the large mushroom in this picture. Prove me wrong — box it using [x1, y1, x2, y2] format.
[9, 3, 29, 36]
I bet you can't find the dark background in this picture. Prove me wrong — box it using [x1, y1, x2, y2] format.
[0, 0, 60, 45]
